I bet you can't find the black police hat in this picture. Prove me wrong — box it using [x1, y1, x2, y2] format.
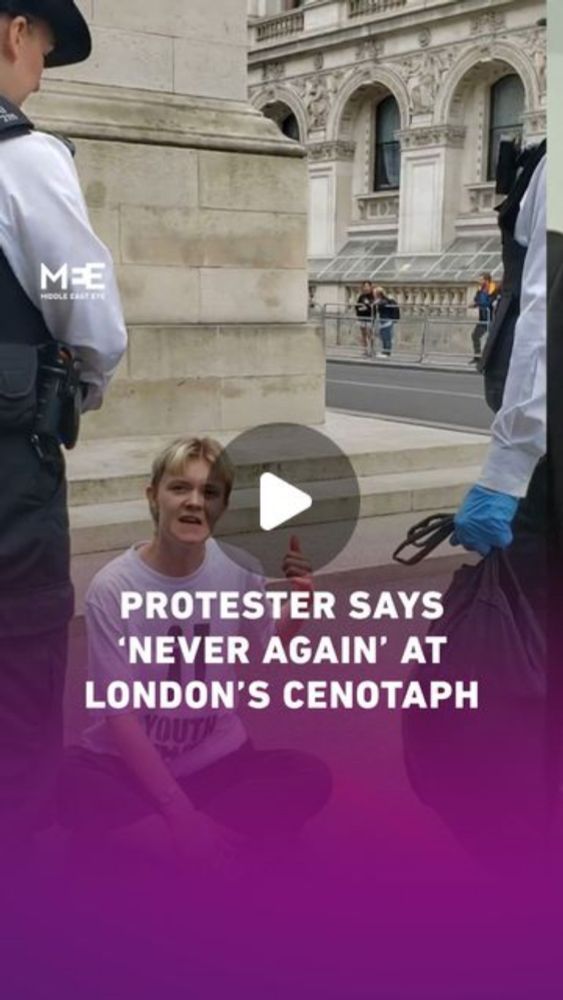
[0, 0, 91, 67]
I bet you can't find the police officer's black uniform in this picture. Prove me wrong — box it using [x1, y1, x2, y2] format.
[0, 101, 73, 837]
[477, 142, 548, 626]
[0, 1, 126, 844]
[546, 230, 563, 821]
[480, 140, 546, 414]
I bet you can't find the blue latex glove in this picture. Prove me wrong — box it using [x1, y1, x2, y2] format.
[452, 485, 519, 557]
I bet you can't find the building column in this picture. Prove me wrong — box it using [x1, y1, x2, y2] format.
[523, 109, 547, 146]
[397, 126, 466, 254]
[307, 141, 356, 260]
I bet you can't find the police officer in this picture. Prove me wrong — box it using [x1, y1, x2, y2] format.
[453, 156, 546, 585]
[480, 140, 546, 413]
[0, 1, 127, 845]
[546, 230, 563, 829]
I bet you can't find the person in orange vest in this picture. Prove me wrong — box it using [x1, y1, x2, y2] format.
[470, 272, 499, 364]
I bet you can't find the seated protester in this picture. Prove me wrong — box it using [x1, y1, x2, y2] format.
[374, 287, 400, 358]
[355, 281, 376, 357]
[59, 438, 331, 862]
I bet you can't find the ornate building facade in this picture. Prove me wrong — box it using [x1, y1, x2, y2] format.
[248, 0, 546, 313]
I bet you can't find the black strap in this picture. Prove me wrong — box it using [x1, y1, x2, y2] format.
[393, 514, 455, 566]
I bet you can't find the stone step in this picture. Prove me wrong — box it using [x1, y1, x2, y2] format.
[70, 464, 479, 556]
[67, 413, 488, 507]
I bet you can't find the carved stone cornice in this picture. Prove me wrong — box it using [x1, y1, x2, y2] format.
[28, 80, 305, 157]
[261, 61, 286, 83]
[523, 110, 546, 136]
[308, 140, 356, 161]
[399, 125, 466, 149]
[355, 38, 385, 62]
[469, 11, 506, 36]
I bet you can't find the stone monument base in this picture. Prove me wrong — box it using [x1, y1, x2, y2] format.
[82, 323, 324, 439]
[30, 81, 322, 438]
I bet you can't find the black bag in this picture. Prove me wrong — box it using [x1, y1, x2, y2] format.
[0, 343, 38, 431]
[402, 550, 547, 863]
[387, 297, 400, 321]
[378, 296, 401, 322]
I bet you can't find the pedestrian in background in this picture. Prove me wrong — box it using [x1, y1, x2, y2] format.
[355, 281, 376, 357]
[470, 271, 498, 364]
[374, 287, 400, 358]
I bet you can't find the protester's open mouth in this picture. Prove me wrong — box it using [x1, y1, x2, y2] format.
[178, 515, 203, 525]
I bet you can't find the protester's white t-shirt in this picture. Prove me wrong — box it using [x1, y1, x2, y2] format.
[81, 541, 274, 778]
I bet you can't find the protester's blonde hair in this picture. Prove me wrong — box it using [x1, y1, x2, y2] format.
[149, 437, 235, 523]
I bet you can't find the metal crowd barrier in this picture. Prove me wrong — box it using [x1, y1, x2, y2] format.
[320, 304, 489, 365]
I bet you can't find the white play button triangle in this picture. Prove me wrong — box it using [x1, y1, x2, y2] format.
[260, 472, 313, 532]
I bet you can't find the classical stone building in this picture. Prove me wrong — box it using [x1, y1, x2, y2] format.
[248, 0, 546, 314]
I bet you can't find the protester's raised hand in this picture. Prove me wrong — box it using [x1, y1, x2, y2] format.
[282, 535, 314, 594]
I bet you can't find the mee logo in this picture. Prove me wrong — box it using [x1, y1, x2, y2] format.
[40, 262, 107, 301]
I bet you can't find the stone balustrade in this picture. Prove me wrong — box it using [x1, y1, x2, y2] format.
[348, 0, 407, 18]
[465, 182, 497, 215]
[354, 183, 498, 231]
[254, 10, 305, 43]
[356, 192, 400, 221]
[344, 284, 470, 317]
[392, 285, 471, 316]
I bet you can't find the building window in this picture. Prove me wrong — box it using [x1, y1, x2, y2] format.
[374, 96, 401, 191]
[487, 74, 525, 181]
[280, 111, 300, 141]
[263, 103, 301, 141]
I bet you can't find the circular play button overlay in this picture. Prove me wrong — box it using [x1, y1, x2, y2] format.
[213, 423, 361, 579]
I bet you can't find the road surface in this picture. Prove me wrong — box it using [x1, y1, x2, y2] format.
[326, 361, 492, 432]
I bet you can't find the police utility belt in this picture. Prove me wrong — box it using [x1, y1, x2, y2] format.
[0, 342, 82, 459]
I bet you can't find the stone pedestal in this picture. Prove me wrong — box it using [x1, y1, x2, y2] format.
[28, 0, 323, 437]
